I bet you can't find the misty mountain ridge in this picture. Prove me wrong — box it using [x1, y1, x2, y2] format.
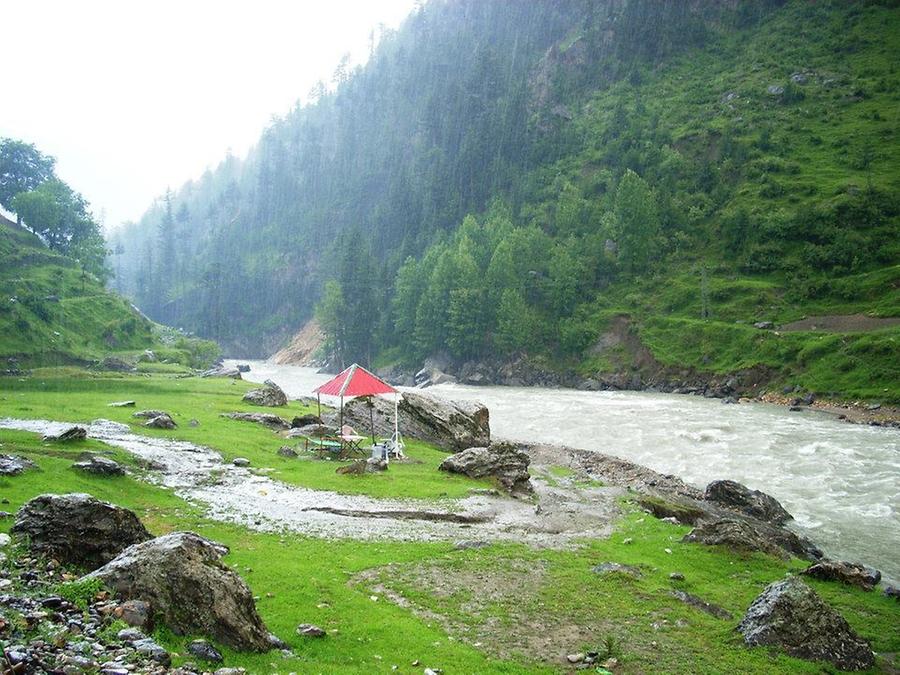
[110, 0, 899, 401]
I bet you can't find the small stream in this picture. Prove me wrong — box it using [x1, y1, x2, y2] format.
[232, 360, 900, 582]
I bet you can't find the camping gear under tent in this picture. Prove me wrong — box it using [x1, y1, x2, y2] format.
[312, 363, 403, 456]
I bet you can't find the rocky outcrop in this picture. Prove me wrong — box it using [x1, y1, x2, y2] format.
[801, 560, 881, 591]
[737, 577, 874, 670]
[271, 318, 326, 366]
[222, 412, 290, 430]
[242, 380, 288, 407]
[98, 356, 135, 372]
[41, 426, 87, 442]
[72, 456, 126, 476]
[85, 532, 272, 651]
[12, 494, 151, 570]
[341, 391, 489, 451]
[704, 480, 792, 525]
[439, 442, 531, 494]
[0, 454, 36, 475]
[682, 518, 820, 561]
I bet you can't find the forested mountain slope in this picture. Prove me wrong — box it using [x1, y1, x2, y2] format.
[112, 0, 900, 400]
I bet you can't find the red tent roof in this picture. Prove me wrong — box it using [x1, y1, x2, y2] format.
[313, 363, 398, 398]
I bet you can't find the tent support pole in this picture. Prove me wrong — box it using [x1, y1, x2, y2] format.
[316, 393, 321, 419]
[369, 399, 375, 445]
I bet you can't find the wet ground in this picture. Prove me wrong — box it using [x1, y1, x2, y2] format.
[0, 417, 621, 548]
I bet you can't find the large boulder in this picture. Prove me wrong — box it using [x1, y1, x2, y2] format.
[201, 364, 242, 379]
[682, 518, 820, 560]
[242, 380, 288, 407]
[85, 532, 272, 651]
[801, 560, 881, 591]
[439, 442, 531, 494]
[342, 391, 489, 451]
[704, 479, 792, 524]
[11, 494, 151, 570]
[737, 577, 874, 670]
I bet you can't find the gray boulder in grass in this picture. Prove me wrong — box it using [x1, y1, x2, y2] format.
[737, 577, 874, 670]
[439, 442, 532, 494]
[242, 379, 288, 407]
[85, 532, 272, 651]
[11, 493, 151, 570]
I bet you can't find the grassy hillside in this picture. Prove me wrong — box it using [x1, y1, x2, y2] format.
[0, 219, 218, 369]
[537, 1, 900, 400]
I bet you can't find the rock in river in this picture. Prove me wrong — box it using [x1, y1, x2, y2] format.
[737, 577, 874, 670]
[201, 364, 243, 379]
[85, 532, 273, 651]
[439, 442, 531, 494]
[704, 479, 792, 524]
[12, 493, 151, 570]
[242, 379, 288, 407]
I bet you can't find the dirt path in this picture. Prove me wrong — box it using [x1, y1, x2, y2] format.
[779, 314, 900, 332]
[0, 417, 621, 547]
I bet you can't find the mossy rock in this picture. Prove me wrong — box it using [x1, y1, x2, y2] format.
[637, 495, 705, 525]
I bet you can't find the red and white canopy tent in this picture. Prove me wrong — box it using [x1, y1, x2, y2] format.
[313, 363, 400, 445]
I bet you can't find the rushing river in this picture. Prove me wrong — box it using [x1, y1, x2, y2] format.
[230, 360, 900, 583]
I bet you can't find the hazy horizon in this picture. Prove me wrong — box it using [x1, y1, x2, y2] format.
[1, 0, 416, 230]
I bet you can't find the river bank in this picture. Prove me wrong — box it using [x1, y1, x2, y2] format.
[231, 360, 900, 584]
[374, 355, 900, 429]
[2, 369, 898, 673]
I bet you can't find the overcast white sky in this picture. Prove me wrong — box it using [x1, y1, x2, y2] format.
[1, 0, 416, 229]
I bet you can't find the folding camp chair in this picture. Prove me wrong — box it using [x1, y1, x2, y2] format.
[339, 425, 367, 455]
[382, 429, 405, 459]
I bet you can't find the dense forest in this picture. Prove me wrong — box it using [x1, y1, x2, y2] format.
[111, 0, 900, 397]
